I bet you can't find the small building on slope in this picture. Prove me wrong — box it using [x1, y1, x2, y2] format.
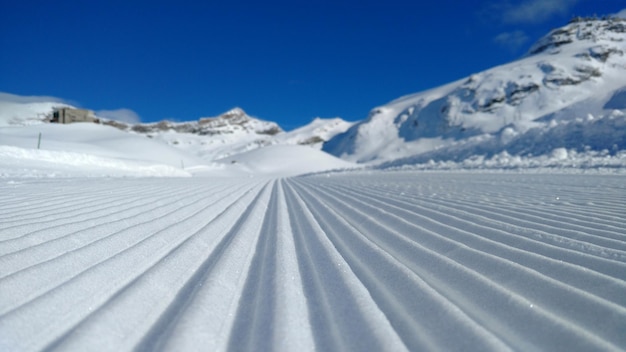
[50, 107, 98, 124]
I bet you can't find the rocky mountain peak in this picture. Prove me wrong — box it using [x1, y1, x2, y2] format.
[528, 16, 626, 56]
[198, 107, 251, 127]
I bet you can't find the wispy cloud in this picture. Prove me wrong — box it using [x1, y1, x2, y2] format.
[96, 108, 141, 124]
[494, 30, 530, 52]
[0, 92, 73, 105]
[487, 0, 580, 25]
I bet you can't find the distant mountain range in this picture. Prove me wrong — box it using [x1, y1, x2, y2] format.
[113, 108, 354, 161]
[0, 99, 354, 162]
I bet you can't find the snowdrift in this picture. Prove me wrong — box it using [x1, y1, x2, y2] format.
[216, 144, 357, 177]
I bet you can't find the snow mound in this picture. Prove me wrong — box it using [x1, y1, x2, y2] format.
[0, 123, 220, 177]
[376, 110, 626, 170]
[275, 117, 355, 148]
[0, 123, 207, 168]
[217, 144, 358, 177]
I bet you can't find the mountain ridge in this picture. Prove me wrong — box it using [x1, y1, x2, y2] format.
[0, 98, 354, 162]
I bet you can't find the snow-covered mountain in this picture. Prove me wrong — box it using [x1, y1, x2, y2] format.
[0, 95, 353, 161]
[323, 17, 626, 165]
[0, 96, 357, 177]
[107, 108, 284, 161]
[112, 108, 353, 161]
[273, 117, 354, 148]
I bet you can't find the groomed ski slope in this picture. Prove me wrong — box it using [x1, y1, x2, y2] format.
[0, 172, 625, 351]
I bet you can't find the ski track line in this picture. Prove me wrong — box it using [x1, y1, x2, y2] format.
[45, 181, 272, 352]
[227, 180, 317, 351]
[0, 179, 267, 351]
[284, 180, 508, 351]
[359, 179, 626, 237]
[0, 181, 257, 316]
[417, 194, 626, 252]
[0, 180, 151, 219]
[0, 173, 624, 351]
[0, 182, 212, 245]
[427, 193, 626, 242]
[284, 180, 413, 351]
[314, 180, 626, 306]
[341, 174, 626, 233]
[327, 176, 626, 255]
[136, 181, 275, 352]
[291, 178, 625, 351]
[0, 181, 224, 258]
[330, 181, 626, 266]
[0, 182, 245, 278]
[0, 181, 196, 232]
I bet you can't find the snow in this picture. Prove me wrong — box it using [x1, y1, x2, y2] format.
[324, 18, 626, 166]
[274, 117, 354, 149]
[0, 123, 218, 178]
[147, 115, 353, 161]
[215, 144, 357, 177]
[0, 101, 357, 178]
[0, 122, 356, 178]
[0, 101, 66, 127]
[1, 17, 626, 351]
[0, 172, 625, 351]
[0, 145, 191, 178]
[375, 110, 626, 171]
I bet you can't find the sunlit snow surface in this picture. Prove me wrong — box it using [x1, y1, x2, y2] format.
[1, 18, 626, 350]
[1, 171, 625, 351]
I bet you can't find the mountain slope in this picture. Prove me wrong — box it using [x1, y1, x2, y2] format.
[126, 109, 353, 161]
[323, 17, 626, 165]
[123, 108, 284, 160]
[0, 97, 355, 176]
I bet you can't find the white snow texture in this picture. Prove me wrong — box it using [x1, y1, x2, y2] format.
[0, 16, 626, 352]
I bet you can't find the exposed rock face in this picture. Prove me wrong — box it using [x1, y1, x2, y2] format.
[529, 17, 626, 55]
[107, 108, 284, 137]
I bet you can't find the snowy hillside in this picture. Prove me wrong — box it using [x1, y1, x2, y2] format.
[0, 93, 70, 127]
[324, 17, 626, 166]
[273, 117, 354, 148]
[0, 95, 357, 177]
[120, 108, 284, 161]
[0, 94, 353, 161]
[0, 123, 211, 177]
[215, 144, 356, 177]
[0, 123, 356, 178]
[129, 111, 353, 161]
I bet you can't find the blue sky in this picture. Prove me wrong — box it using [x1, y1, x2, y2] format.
[1, 0, 624, 129]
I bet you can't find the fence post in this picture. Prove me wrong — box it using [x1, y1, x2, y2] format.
[37, 132, 42, 149]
